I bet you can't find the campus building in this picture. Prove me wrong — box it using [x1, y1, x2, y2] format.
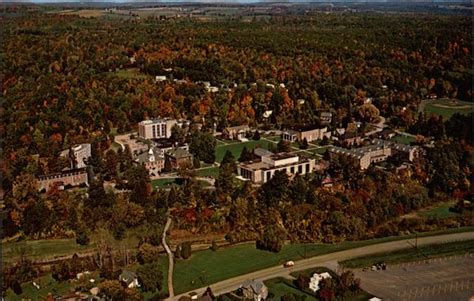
[138, 118, 189, 140]
[37, 169, 89, 192]
[329, 139, 419, 170]
[59, 143, 91, 169]
[135, 148, 165, 177]
[238, 151, 316, 184]
[282, 126, 331, 143]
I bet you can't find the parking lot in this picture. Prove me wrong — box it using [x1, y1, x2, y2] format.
[354, 253, 474, 301]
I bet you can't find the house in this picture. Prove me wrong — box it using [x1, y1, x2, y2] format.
[238, 152, 315, 184]
[152, 139, 189, 157]
[165, 148, 193, 169]
[37, 169, 89, 192]
[241, 279, 268, 301]
[282, 126, 331, 143]
[223, 125, 250, 140]
[309, 272, 332, 292]
[119, 270, 140, 288]
[135, 148, 165, 177]
[60, 143, 91, 170]
[378, 128, 396, 140]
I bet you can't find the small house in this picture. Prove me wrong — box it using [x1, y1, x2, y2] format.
[241, 279, 268, 301]
[119, 271, 140, 288]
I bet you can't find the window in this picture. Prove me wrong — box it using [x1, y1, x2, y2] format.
[290, 166, 294, 174]
[306, 163, 310, 173]
[266, 171, 271, 181]
[298, 165, 302, 174]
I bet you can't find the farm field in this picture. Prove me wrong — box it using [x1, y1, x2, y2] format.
[424, 98, 474, 118]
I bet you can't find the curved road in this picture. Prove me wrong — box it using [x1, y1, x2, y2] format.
[162, 217, 175, 297]
[167, 231, 474, 300]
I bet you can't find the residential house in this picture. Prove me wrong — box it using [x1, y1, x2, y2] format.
[309, 272, 332, 292]
[241, 279, 268, 301]
[119, 271, 140, 288]
[238, 151, 315, 184]
[60, 143, 91, 169]
[165, 148, 193, 169]
[135, 148, 165, 177]
[223, 125, 250, 140]
[282, 126, 331, 143]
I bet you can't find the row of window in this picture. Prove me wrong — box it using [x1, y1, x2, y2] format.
[264, 163, 311, 182]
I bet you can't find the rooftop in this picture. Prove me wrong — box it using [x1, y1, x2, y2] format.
[166, 148, 192, 159]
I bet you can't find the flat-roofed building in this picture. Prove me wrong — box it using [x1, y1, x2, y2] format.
[152, 138, 189, 157]
[138, 118, 189, 140]
[60, 143, 91, 169]
[283, 126, 331, 143]
[238, 152, 316, 184]
[329, 139, 419, 170]
[37, 169, 89, 192]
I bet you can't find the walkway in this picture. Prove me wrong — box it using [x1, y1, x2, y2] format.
[162, 217, 174, 297]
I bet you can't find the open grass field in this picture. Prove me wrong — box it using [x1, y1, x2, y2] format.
[196, 166, 220, 178]
[171, 226, 474, 294]
[391, 134, 416, 145]
[108, 68, 152, 80]
[340, 239, 474, 268]
[419, 202, 460, 219]
[424, 98, 474, 119]
[5, 274, 75, 301]
[3, 229, 140, 263]
[214, 140, 276, 162]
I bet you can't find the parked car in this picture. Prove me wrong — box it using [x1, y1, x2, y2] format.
[284, 261, 295, 268]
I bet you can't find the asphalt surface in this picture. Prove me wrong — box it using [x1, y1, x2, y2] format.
[167, 231, 474, 301]
[355, 253, 474, 301]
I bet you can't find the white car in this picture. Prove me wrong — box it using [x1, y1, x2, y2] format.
[284, 261, 295, 268]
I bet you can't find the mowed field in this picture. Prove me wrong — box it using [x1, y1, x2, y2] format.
[214, 139, 276, 162]
[424, 98, 474, 118]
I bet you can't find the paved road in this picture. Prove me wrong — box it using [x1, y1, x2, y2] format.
[162, 217, 175, 297]
[167, 231, 474, 300]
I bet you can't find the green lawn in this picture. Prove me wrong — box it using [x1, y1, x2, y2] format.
[172, 226, 474, 294]
[307, 146, 330, 155]
[341, 239, 474, 268]
[391, 134, 416, 145]
[215, 140, 276, 162]
[3, 229, 139, 263]
[265, 278, 318, 301]
[196, 166, 220, 178]
[108, 68, 152, 80]
[5, 274, 74, 301]
[424, 99, 474, 119]
[419, 202, 459, 219]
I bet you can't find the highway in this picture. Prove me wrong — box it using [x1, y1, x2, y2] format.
[167, 231, 474, 300]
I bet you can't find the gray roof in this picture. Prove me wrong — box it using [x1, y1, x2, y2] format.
[120, 271, 137, 285]
[254, 148, 273, 158]
[241, 279, 267, 294]
[135, 148, 163, 163]
[166, 148, 192, 159]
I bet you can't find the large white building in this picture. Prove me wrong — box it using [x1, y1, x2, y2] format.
[238, 151, 316, 184]
[138, 118, 189, 140]
[60, 143, 91, 169]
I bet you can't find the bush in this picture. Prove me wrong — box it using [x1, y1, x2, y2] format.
[75, 228, 90, 246]
[252, 131, 261, 140]
[181, 242, 192, 259]
[11, 280, 22, 295]
[210, 240, 218, 252]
